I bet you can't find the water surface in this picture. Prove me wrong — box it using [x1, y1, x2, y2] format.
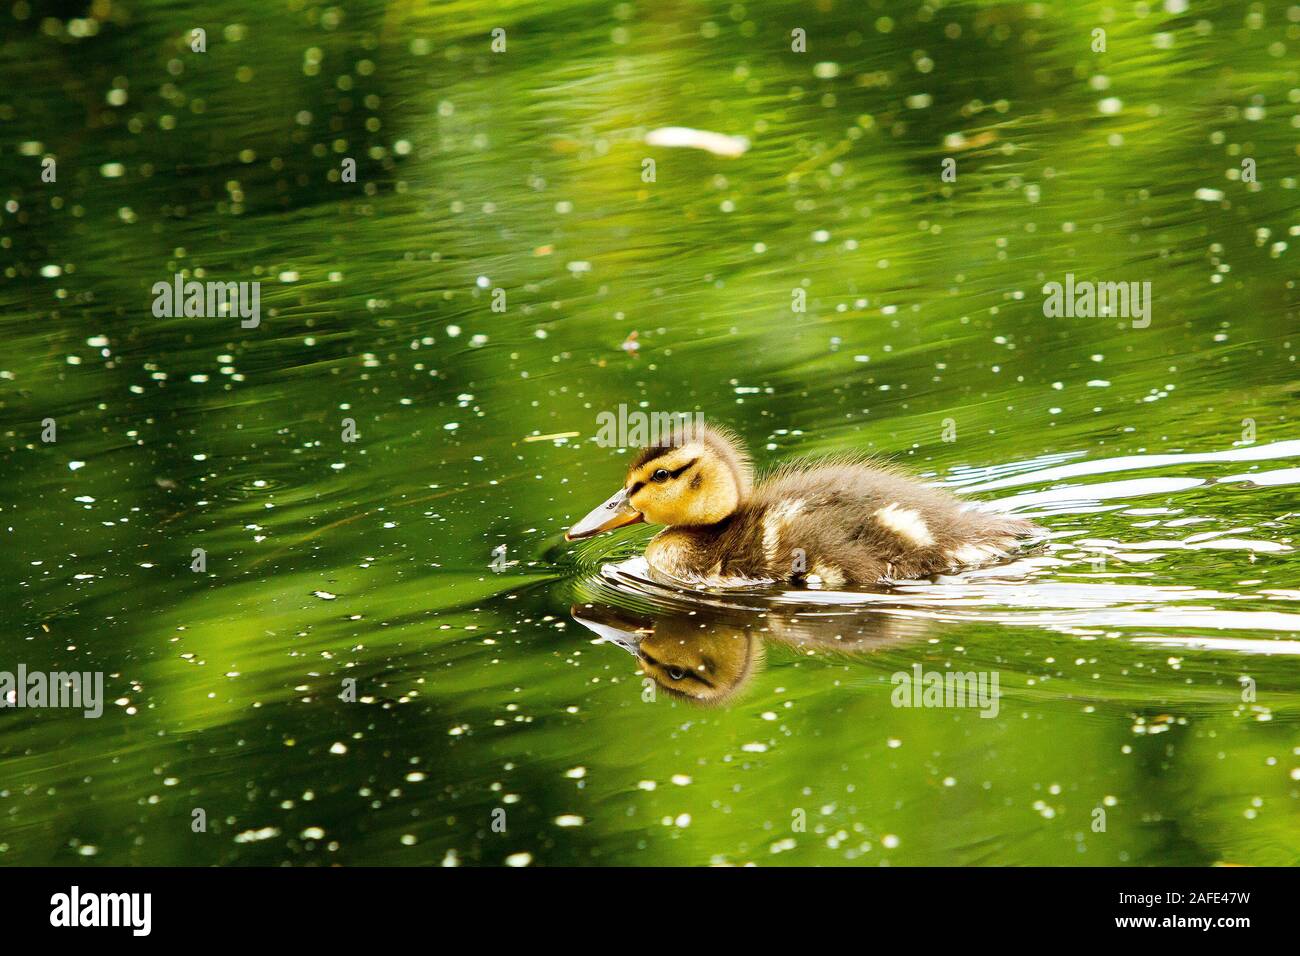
[1, 0, 1297, 865]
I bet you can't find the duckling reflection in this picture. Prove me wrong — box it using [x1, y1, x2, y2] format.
[571, 600, 925, 705]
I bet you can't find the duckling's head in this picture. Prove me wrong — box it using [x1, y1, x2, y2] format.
[565, 423, 752, 540]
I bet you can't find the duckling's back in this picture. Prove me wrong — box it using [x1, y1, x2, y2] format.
[735, 460, 1038, 586]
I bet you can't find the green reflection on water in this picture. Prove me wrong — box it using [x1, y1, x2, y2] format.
[1, 0, 1297, 865]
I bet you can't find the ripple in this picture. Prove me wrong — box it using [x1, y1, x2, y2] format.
[577, 556, 1300, 644]
[966, 440, 1300, 494]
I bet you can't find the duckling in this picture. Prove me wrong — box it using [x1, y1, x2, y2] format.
[565, 423, 1039, 587]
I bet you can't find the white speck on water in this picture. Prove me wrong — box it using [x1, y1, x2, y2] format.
[644, 126, 749, 157]
[505, 852, 532, 867]
[313, 590, 337, 600]
[233, 826, 280, 844]
[554, 814, 584, 827]
[329, 741, 347, 755]
[69, 461, 85, 471]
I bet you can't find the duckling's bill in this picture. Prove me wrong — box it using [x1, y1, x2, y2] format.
[565, 487, 644, 541]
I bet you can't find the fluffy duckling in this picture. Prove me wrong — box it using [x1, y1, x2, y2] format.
[565, 423, 1039, 587]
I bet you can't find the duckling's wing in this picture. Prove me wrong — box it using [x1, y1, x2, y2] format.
[750, 462, 1039, 583]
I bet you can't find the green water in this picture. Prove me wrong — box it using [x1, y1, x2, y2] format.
[1, 0, 1298, 866]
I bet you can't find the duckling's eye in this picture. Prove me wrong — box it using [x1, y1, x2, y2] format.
[651, 468, 671, 483]
[667, 666, 686, 680]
